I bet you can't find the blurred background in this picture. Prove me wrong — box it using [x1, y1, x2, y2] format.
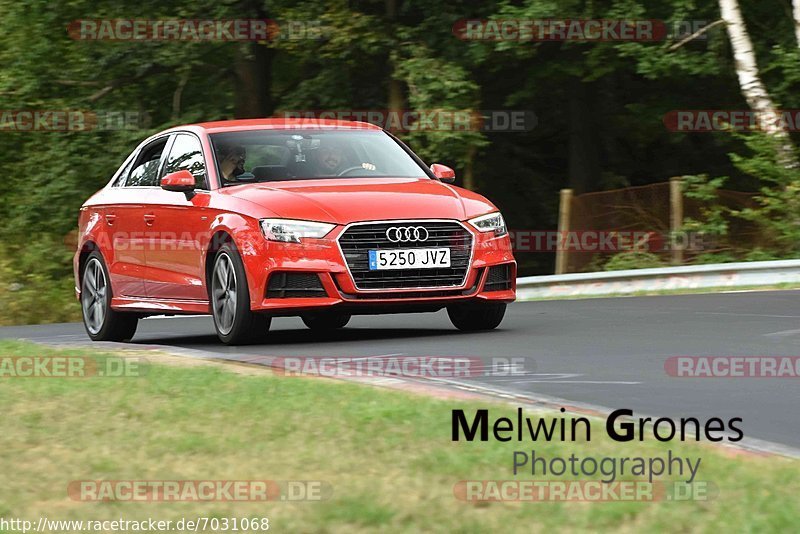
[1, 0, 799, 325]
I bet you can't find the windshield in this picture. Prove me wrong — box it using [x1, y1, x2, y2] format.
[209, 129, 428, 185]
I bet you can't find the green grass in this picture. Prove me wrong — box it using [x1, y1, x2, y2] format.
[0, 340, 799, 532]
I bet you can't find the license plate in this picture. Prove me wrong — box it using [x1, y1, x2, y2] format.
[368, 248, 450, 270]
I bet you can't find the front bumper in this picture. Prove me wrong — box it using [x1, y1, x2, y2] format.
[241, 222, 516, 315]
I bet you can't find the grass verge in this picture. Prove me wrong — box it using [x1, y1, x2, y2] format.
[0, 340, 798, 532]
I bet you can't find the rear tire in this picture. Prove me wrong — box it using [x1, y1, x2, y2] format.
[210, 243, 271, 345]
[447, 302, 506, 332]
[81, 251, 138, 342]
[302, 312, 351, 331]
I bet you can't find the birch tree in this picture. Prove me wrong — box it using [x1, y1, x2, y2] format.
[793, 0, 800, 46]
[718, 0, 788, 141]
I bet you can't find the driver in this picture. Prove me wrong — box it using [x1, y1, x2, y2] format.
[312, 141, 349, 176]
[217, 142, 247, 182]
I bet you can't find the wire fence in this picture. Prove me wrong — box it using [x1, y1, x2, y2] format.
[558, 181, 760, 273]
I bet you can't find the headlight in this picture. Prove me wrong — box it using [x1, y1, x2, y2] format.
[468, 212, 507, 236]
[259, 219, 335, 243]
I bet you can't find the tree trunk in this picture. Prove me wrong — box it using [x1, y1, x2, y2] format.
[231, 0, 273, 118]
[718, 0, 793, 164]
[793, 0, 800, 46]
[386, 0, 404, 117]
[567, 78, 599, 193]
[462, 144, 476, 190]
[388, 79, 403, 113]
[233, 43, 273, 119]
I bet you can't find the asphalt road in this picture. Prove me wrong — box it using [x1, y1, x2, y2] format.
[1, 290, 798, 450]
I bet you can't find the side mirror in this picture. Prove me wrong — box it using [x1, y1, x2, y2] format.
[161, 170, 196, 193]
[430, 163, 456, 183]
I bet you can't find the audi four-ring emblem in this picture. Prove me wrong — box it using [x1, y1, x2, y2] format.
[385, 226, 430, 243]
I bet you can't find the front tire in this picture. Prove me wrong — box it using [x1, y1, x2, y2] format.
[302, 312, 351, 331]
[447, 302, 506, 332]
[210, 243, 271, 345]
[80, 252, 138, 341]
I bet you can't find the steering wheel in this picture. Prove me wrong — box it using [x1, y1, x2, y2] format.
[337, 165, 376, 177]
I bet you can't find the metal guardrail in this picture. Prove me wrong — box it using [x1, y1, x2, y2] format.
[516, 259, 800, 300]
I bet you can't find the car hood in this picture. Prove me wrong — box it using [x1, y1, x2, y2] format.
[223, 177, 497, 224]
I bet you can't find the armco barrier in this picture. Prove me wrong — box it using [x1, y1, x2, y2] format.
[516, 259, 800, 300]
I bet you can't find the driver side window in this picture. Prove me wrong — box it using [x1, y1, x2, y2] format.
[126, 138, 168, 187]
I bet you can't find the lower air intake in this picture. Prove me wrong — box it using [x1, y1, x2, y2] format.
[266, 272, 327, 298]
[484, 264, 512, 291]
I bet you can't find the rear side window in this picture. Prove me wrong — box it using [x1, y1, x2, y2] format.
[163, 134, 207, 189]
[126, 138, 168, 187]
[111, 153, 135, 187]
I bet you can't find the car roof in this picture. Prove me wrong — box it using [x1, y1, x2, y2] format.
[163, 118, 383, 135]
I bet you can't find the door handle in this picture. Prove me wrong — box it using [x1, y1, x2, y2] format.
[143, 214, 156, 226]
[104, 214, 117, 225]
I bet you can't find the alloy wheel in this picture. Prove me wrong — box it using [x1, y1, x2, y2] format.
[81, 258, 107, 335]
[212, 253, 238, 335]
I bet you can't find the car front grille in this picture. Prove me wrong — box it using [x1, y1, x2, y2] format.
[338, 221, 473, 290]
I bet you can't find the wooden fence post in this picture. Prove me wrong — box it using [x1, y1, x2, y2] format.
[555, 188, 573, 274]
[669, 177, 684, 265]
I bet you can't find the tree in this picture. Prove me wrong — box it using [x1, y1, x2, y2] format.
[793, 0, 800, 46]
[718, 0, 794, 165]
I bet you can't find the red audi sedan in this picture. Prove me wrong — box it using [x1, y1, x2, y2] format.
[74, 119, 516, 344]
